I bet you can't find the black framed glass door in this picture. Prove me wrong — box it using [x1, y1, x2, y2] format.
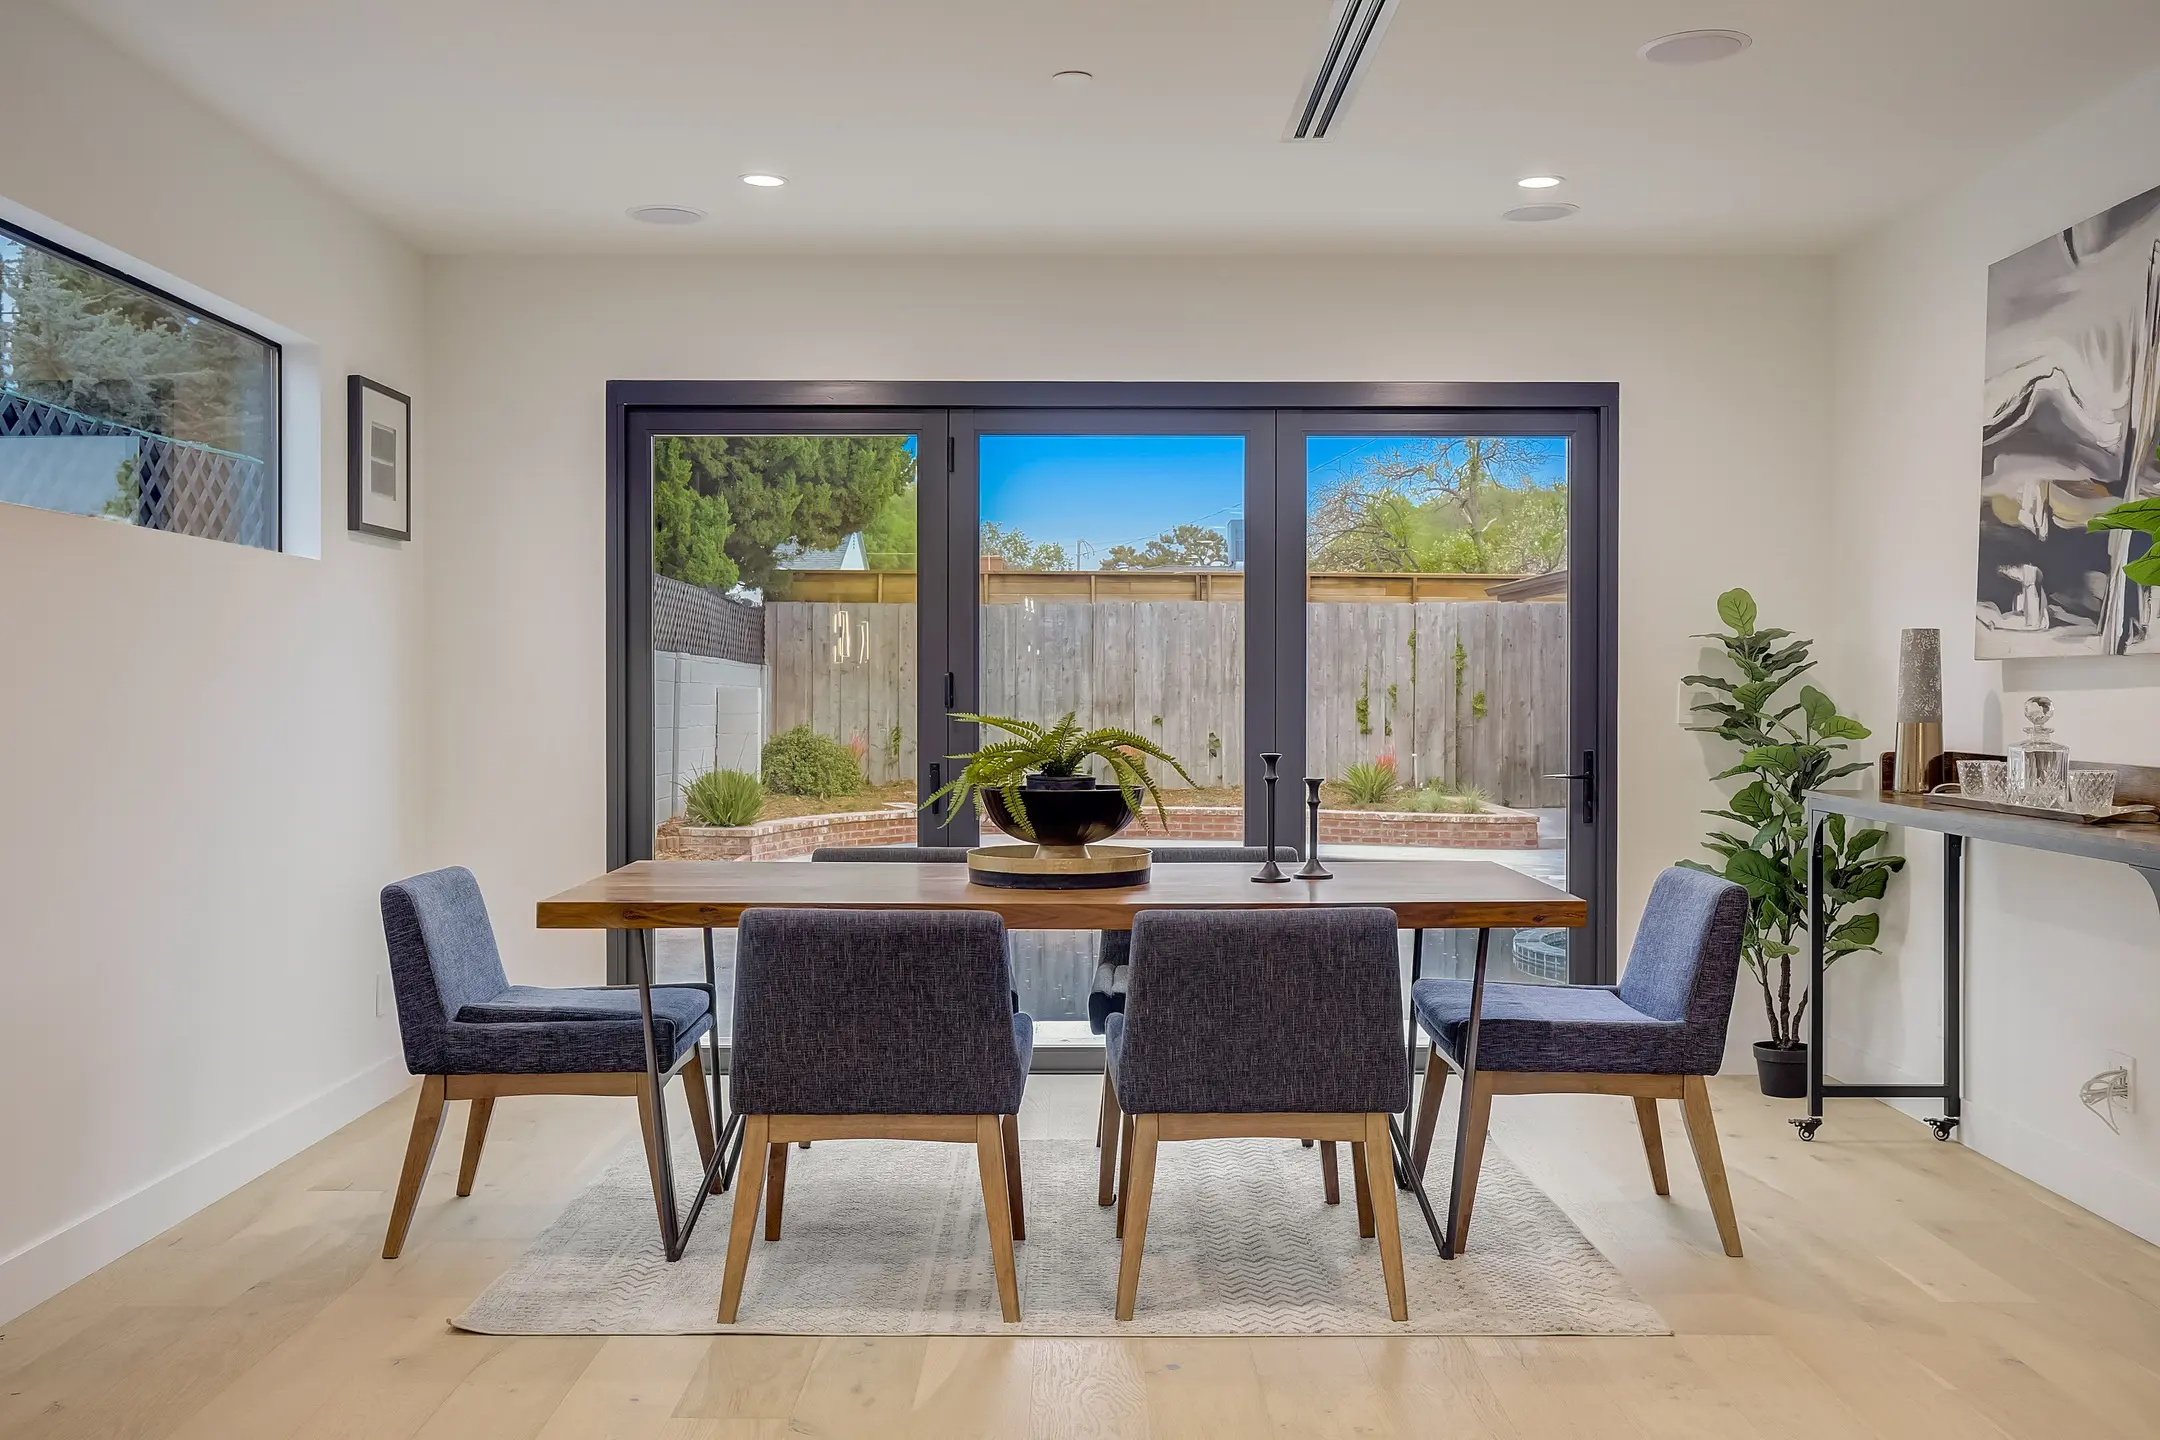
[607, 384, 1617, 1002]
[1277, 410, 1614, 986]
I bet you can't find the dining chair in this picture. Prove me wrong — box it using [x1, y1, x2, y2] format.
[1103, 907, 1410, 1322]
[718, 908, 1034, 1323]
[1409, 865, 1750, 1257]
[1084, 844, 1320, 1208]
[377, 867, 716, 1259]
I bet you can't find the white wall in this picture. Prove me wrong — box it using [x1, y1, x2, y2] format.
[423, 250, 1836, 1023]
[1828, 65, 2160, 1241]
[0, 1, 427, 1319]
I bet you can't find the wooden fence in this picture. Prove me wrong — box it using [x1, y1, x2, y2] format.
[765, 600, 1567, 806]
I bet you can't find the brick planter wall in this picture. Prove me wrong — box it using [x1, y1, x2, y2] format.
[656, 808, 917, 861]
[656, 800, 1539, 860]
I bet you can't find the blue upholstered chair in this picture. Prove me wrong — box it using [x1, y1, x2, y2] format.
[1103, 907, 1411, 1322]
[377, 867, 716, 1258]
[1409, 865, 1749, 1257]
[718, 908, 1034, 1323]
[809, 845, 973, 863]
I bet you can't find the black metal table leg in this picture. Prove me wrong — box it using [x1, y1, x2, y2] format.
[1926, 834, 1964, 1142]
[1794, 816, 1828, 1141]
[702, 926, 729, 1183]
[630, 928, 682, 1256]
[1397, 926, 1423, 1187]
[1440, 927, 1491, 1260]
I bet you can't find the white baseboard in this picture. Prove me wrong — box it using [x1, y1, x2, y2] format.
[1957, 1101, 2160, 1246]
[0, 1055, 410, 1323]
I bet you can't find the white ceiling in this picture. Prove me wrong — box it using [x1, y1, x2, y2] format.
[56, 0, 2160, 255]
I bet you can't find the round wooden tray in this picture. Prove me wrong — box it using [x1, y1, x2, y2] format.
[965, 843, 1152, 890]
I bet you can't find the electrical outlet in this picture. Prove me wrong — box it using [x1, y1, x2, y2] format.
[375, 974, 390, 1018]
[2108, 1051, 2136, 1114]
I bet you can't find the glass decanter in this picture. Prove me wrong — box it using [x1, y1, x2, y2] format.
[2006, 695, 2070, 808]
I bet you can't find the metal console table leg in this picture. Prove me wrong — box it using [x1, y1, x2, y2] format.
[1793, 817, 1963, 1143]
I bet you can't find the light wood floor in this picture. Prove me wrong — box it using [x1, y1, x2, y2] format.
[5, 1074, 2159, 1439]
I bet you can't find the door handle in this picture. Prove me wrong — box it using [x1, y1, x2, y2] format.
[928, 762, 944, 818]
[1543, 752, 1595, 825]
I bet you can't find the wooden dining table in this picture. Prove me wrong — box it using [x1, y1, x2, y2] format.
[536, 856, 1587, 1262]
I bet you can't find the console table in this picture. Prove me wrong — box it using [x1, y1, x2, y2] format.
[1800, 764, 2160, 1142]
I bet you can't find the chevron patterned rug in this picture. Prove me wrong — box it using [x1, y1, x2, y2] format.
[455, 1132, 1666, 1336]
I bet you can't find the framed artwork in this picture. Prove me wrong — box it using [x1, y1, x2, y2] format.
[347, 375, 412, 540]
[1978, 182, 2160, 657]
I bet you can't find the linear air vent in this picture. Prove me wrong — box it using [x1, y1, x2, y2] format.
[1285, 0, 1400, 140]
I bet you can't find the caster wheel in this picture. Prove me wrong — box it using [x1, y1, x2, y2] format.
[1924, 1118, 1957, 1142]
[1789, 1117, 1822, 1142]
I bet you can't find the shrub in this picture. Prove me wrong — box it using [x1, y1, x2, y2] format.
[682, 768, 765, 827]
[1400, 781, 1489, 815]
[762, 725, 863, 797]
[1339, 758, 1398, 806]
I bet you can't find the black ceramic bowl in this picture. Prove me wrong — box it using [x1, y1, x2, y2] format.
[980, 774, 1135, 850]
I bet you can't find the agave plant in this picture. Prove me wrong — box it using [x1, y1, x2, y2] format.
[922, 712, 1196, 831]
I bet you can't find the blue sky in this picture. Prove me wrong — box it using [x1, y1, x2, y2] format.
[972, 433, 1569, 564]
[979, 435, 1246, 562]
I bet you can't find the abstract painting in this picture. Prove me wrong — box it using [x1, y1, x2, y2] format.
[1979, 182, 2160, 657]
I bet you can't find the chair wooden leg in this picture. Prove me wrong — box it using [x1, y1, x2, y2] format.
[763, 1142, 789, 1241]
[1350, 1140, 1375, 1238]
[1001, 1113, 1026, 1242]
[1411, 1047, 1450, 1179]
[1114, 1114, 1159, 1321]
[1450, 1072, 1495, 1255]
[1320, 1141, 1341, 1205]
[1680, 1076, 1744, 1257]
[1115, 1112, 1136, 1237]
[1635, 1094, 1670, 1196]
[1363, 1113, 1409, 1321]
[681, 1049, 717, 1169]
[1097, 1073, 1120, 1205]
[634, 1073, 673, 1243]
[974, 1115, 1022, 1322]
[717, 1116, 771, 1323]
[454, 1095, 493, 1198]
[382, 1075, 446, 1259]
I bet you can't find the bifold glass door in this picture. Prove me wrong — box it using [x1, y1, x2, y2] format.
[1283, 412, 1606, 986]
[612, 395, 1613, 1011]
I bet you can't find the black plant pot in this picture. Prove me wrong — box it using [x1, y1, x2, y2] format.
[1753, 1041, 1809, 1099]
[980, 774, 1135, 853]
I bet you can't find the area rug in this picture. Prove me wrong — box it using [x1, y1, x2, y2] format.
[455, 1133, 1666, 1337]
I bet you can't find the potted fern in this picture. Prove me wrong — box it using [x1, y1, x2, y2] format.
[1682, 589, 1905, 1097]
[923, 712, 1195, 854]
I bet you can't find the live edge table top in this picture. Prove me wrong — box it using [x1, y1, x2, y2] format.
[535, 858, 1587, 932]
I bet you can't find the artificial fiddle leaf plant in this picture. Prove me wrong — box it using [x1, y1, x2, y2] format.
[1680, 588, 1905, 1049]
[2087, 495, 2160, 587]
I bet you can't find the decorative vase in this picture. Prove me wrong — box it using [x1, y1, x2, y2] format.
[979, 773, 1135, 856]
[1753, 1041, 1808, 1099]
[1892, 628, 1942, 793]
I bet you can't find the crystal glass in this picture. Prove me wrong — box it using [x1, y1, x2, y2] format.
[2069, 768, 2117, 816]
[1957, 758, 1995, 800]
[2007, 696, 2070, 808]
[1977, 760, 2010, 802]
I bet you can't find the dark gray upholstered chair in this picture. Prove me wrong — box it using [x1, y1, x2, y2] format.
[1103, 907, 1411, 1322]
[1409, 865, 1749, 1257]
[719, 908, 1034, 1323]
[1085, 846, 1298, 1033]
[809, 845, 973, 863]
[377, 867, 716, 1258]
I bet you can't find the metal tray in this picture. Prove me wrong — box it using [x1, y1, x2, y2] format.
[1927, 789, 2159, 825]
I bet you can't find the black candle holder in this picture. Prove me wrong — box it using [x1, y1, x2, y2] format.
[1252, 752, 1290, 883]
[1294, 776, 1332, 880]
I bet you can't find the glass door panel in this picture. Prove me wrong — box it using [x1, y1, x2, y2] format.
[958, 425, 1255, 1039]
[644, 428, 923, 1006]
[1303, 430, 1580, 985]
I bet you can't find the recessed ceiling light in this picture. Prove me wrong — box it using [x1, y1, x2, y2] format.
[1517, 175, 1564, 190]
[1502, 202, 1580, 223]
[1052, 69, 1094, 89]
[1639, 29, 1752, 65]
[740, 173, 788, 187]
[627, 204, 706, 225]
